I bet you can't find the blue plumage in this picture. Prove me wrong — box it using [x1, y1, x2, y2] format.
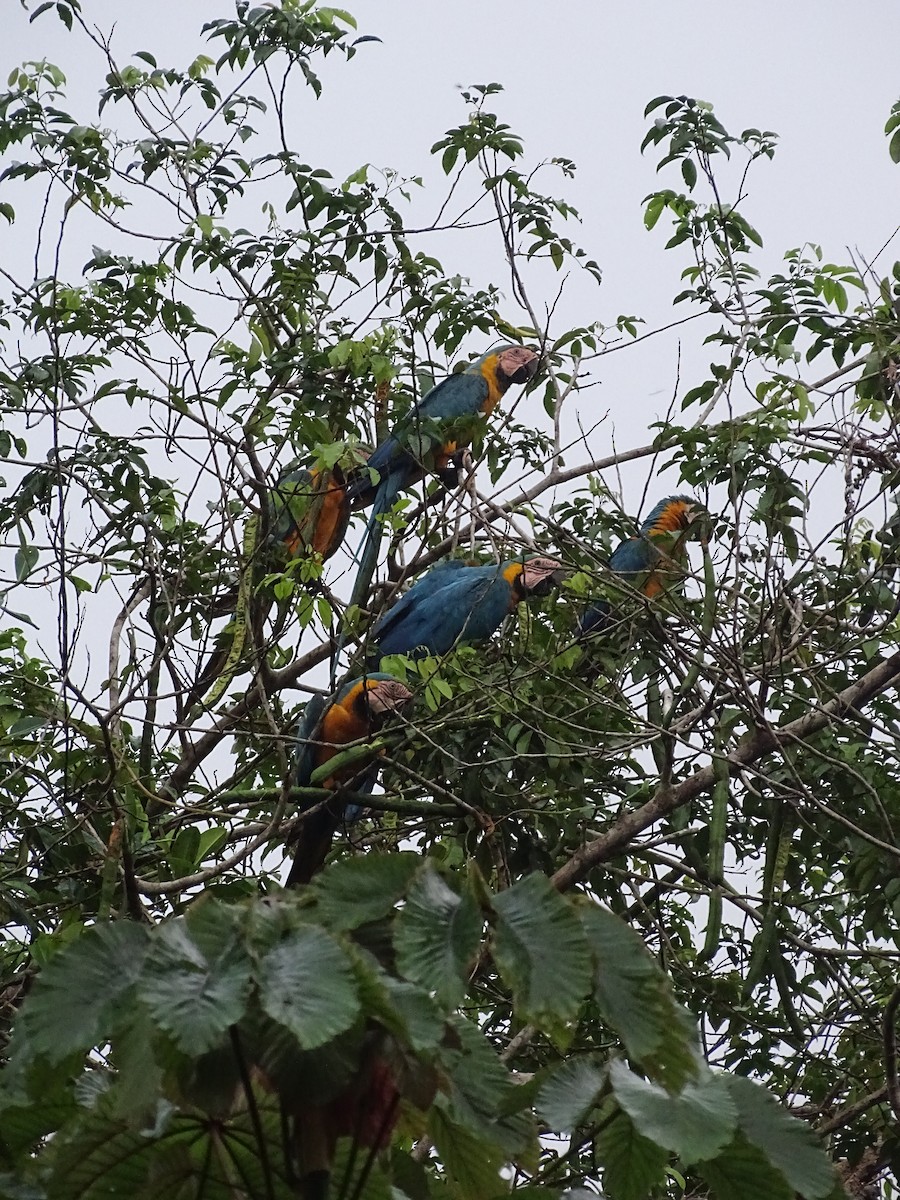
[343, 345, 539, 616]
[372, 556, 562, 659]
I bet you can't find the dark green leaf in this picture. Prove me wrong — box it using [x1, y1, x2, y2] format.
[727, 1075, 835, 1199]
[18, 922, 149, 1063]
[313, 851, 420, 931]
[491, 874, 592, 1030]
[596, 1110, 668, 1200]
[583, 907, 697, 1089]
[257, 925, 359, 1048]
[394, 863, 483, 1008]
[609, 1060, 737, 1165]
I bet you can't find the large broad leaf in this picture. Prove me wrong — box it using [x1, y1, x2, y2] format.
[596, 1110, 668, 1200]
[257, 925, 360, 1049]
[491, 874, 592, 1031]
[428, 1099, 505, 1200]
[439, 1015, 537, 1161]
[697, 1132, 794, 1200]
[582, 906, 697, 1090]
[18, 921, 149, 1064]
[140, 910, 251, 1055]
[609, 1059, 736, 1166]
[535, 1055, 606, 1131]
[313, 851, 421, 931]
[394, 863, 483, 1008]
[727, 1075, 835, 1200]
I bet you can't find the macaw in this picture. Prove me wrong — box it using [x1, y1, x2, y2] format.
[344, 344, 540, 615]
[285, 672, 413, 886]
[192, 462, 352, 710]
[579, 495, 707, 638]
[371, 556, 564, 659]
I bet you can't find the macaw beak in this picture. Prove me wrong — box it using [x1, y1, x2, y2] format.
[501, 346, 541, 386]
[519, 556, 566, 596]
[366, 679, 414, 717]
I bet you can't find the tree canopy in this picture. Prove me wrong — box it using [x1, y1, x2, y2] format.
[0, 3, 899, 1198]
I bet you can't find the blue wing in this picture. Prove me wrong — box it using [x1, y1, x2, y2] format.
[374, 563, 510, 657]
[293, 693, 328, 790]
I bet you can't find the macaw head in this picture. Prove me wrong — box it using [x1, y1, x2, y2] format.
[504, 555, 566, 602]
[356, 674, 414, 722]
[641, 495, 708, 538]
[472, 344, 540, 387]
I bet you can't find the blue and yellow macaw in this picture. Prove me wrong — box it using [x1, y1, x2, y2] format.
[194, 462, 352, 710]
[579, 495, 707, 638]
[344, 344, 540, 615]
[267, 461, 352, 564]
[285, 673, 413, 886]
[371, 556, 564, 659]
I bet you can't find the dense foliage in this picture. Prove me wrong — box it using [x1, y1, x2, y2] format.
[0, 2, 899, 1197]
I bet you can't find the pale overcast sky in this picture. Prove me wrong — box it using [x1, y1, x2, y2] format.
[7, 1, 900, 448]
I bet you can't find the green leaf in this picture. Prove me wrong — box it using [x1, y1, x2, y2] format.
[582, 907, 697, 1089]
[596, 1110, 668, 1200]
[428, 1099, 505, 1200]
[257, 925, 359, 1048]
[394, 863, 483, 1008]
[609, 1060, 737, 1166]
[313, 851, 420, 931]
[890, 127, 900, 164]
[18, 922, 150, 1063]
[727, 1075, 834, 1199]
[14, 545, 39, 582]
[440, 1016, 537, 1160]
[697, 1132, 793, 1200]
[491, 873, 592, 1031]
[535, 1055, 606, 1130]
[682, 158, 698, 189]
[140, 912, 251, 1054]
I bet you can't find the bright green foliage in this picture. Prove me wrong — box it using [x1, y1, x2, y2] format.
[0, 2, 897, 1198]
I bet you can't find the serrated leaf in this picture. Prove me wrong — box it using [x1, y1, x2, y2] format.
[140, 916, 251, 1055]
[19, 922, 149, 1063]
[727, 1075, 834, 1199]
[491, 874, 592, 1030]
[697, 1132, 793, 1200]
[428, 1100, 505, 1200]
[258, 925, 359, 1048]
[582, 907, 697, 1089]
[609, 1060, 736, 1165]
[597, 1110, 668, 1200]
[394, 864, 483, 1008]
[535, 1055, 606, 1130]
[313, 851, 420, 931]
[440, 1016, 537, 1161]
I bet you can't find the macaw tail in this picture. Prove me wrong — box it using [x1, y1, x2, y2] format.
[285, 802, 341, 887]
[346, 473, 400, 616]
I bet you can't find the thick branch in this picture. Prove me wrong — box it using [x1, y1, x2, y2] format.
[552, 649, 900, 892]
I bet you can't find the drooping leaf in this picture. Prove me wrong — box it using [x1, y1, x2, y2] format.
[727, 1075, 835, 1200]
[596, 1109, 669, 1200]
[313, 851, 420, 931]
[428, 1099, 505, 1200]
[18, 922, 150, 1064]
[139, 915, 251, 1055]
[491, 874, 592, 1031]
[582, 906, 697, 1089]
[439, 1015, 537, 1161]
[257, 925, 359, 1048]
[535, 1055, 606, 1131]
[697, 1132, 794, 1200]
[609, 1059, 737, 1166]
[394, 863, 483, 1008]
